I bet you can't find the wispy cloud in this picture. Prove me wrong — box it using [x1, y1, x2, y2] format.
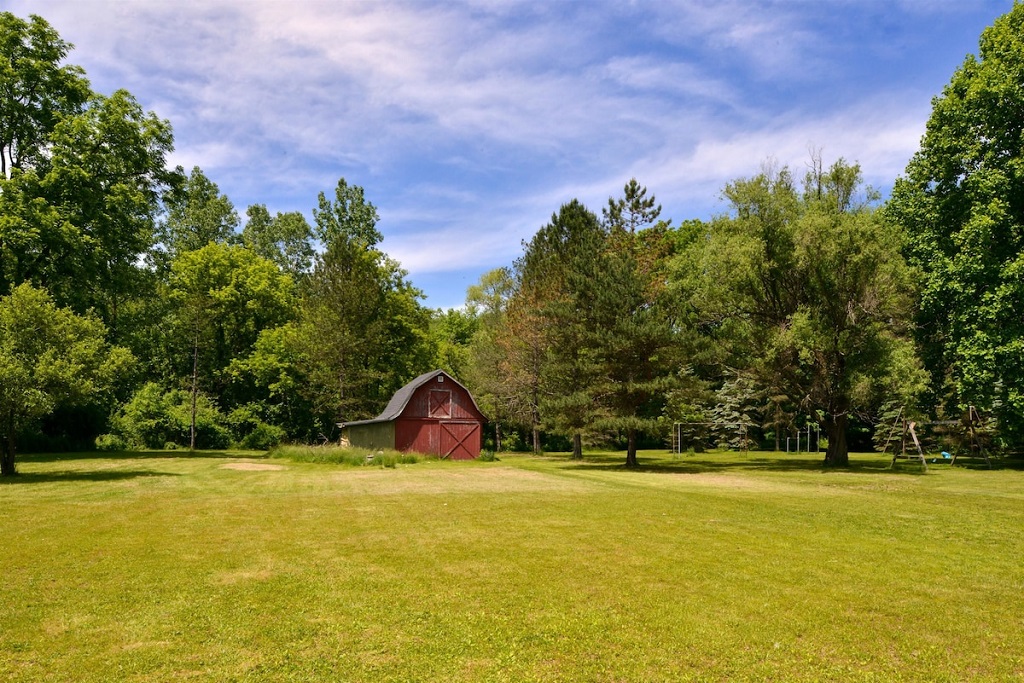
[8, 0, 1014, 308]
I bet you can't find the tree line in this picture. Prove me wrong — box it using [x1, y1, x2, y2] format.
[3, 6, 1024, 474]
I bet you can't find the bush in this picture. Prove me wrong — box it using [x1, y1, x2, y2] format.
[229, 405, 286, 450]
[112, 383, 231, 450]
[479, 450, 499, 462]
[238, 422, 286, 450]
[94, 434, 127, 451]
[500, 430, 522, 452]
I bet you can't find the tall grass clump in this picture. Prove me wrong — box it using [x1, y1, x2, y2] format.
[270, 443, 419, 468]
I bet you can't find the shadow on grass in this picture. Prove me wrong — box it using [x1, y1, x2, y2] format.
[555, 453, 931, 476]
[0, 469, 181, 484]
[18, 450, 260, 464]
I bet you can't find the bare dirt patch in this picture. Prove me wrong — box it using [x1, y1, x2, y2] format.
[220, 462, 287, 471]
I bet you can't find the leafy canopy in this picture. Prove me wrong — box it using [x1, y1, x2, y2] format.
[886, 3, 1024, 442]
[0, 283, 133, 474]
[689, 160, 924, 466]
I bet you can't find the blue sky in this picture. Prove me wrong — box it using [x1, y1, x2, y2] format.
[8, 0, 1016, 309]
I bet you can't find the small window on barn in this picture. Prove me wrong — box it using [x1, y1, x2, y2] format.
[438, 376, 444, 383]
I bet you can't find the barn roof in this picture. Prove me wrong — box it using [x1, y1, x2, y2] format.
[340, 369, 484, 428]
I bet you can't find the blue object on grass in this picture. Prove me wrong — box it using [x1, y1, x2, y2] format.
[941, 451, 952, 459]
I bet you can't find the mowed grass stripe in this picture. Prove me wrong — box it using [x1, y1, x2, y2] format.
[2, 451, 1024, 681]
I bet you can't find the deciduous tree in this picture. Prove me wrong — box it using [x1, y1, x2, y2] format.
[312, 177, 382, 249]
[159, 166, 239, 260]
[242, 204, 315, 277]
[0, 12, 90, 179]
[167, 243, 294, 447]
[691, 160, 924, 466]
[885, 4, 1024, 444]
[0, 284, 133, 475]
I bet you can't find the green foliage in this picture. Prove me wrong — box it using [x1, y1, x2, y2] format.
[242, 204, 314, 276]
[297, 183, 432, 429]
[463, 267, 539, 452]
[0, 91, 175, 319]
[689, 159, 925, 465]
[500, 429, 524, 452]
[0, 283, 134, 474]
[227, 404, 286, 450]
[158, 166, 239, 259]
[516, 199, 607, 458]
[312, 177, 382, 249]
[585, 225, 682, 465]
[886, 4, 1024, 445]
[510, 188, 682, 465]
[0, 12, 90, 178]
[167, 243, 295, 397]
[93, 433, 126, 451]
[709, 374, 761, 450]
[225, 323, 316, 441]
[237, 422, 285, 451]
[112, 382, 230, 450]
[464, 266, 513, 321]
[602, 177, 663, 233]
[0, 13, 175, 320]
[428, 307, 479, 379]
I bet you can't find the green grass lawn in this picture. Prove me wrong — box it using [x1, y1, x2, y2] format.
[2, 449, 1024, 681]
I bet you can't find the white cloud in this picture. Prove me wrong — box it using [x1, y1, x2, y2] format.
[7, 0, 1012, 308]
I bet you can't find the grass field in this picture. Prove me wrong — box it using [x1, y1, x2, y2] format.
[2, 449, 1024, 682]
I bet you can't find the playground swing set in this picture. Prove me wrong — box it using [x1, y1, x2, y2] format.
[883, 405, 992, 471]
[670, 420, 819, 455]
[671, 421, 754, 454]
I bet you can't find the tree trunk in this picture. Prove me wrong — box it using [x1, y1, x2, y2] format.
[495, 421, 502, 453]
[1, 418, 17, 476]
[823, 412, 849, 467]
[625, 428, 639, 467]
[337, 366, 346, 427]
[531, 404, 541, 453]
[190, 329, 199, 451]
[572, 432, 582, 460]
[774, 403, 781, 452]
[0, 450, 14, 476]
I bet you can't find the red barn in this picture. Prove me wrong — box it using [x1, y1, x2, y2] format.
[341, 370, 487, 459]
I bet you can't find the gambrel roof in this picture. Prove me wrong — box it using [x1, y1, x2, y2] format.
[340, 369, 484, 427]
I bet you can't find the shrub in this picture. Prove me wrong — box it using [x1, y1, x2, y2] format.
[229, 405, 286, 450]
[94, 434, 127, 451]
[500, 430, 523, 452]
[112, 383, 231, 450]
[238, 422, 286, 450]
[111, 382, 172, 449]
